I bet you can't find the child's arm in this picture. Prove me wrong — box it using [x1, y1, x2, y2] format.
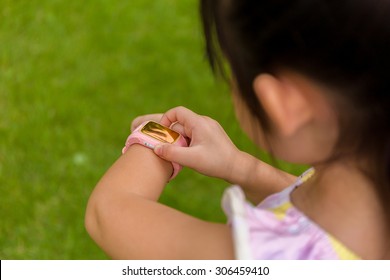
[85, 144, 234, 259]
[226, 150, 296, 203]
[148, 107, 296, 204]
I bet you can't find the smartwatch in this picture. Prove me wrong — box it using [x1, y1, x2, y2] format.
[122, 121, 188, 180]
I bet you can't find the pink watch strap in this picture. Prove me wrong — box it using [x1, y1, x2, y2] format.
[122, 121, 188, 181]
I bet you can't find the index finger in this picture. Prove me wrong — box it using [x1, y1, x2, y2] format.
[160, 106, 201, 139]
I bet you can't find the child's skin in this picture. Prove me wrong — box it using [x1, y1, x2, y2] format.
[85, 70, 389, 259]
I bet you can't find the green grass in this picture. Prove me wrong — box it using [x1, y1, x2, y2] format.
[0, 0, 306, 259]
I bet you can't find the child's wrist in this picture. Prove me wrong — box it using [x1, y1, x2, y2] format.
[225, 150, 253, 186]
[123, 144, 173, 184]
[123, 120, 188, 180]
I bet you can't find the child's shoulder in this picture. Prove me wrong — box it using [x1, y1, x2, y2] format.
[222, 169, 360, 260]
[259, 168, 315, 208]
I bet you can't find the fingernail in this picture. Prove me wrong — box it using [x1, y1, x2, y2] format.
[154, 145, 162, 155]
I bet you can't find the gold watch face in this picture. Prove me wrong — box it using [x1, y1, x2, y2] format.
[141, 121, 180, 143]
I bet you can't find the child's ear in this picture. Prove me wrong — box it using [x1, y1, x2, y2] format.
[253, 74, 312, 137]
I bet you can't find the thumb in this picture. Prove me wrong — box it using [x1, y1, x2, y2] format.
[153, 144, 189, 166]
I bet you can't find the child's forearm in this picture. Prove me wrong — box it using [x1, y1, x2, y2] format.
[85, 144, 172, 257]
[85, 144, 235, 259]
[227, 151, 296, 204]
[94, 144, 172, 199]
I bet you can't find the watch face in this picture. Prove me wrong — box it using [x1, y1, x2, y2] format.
[141, 121, 180, 143]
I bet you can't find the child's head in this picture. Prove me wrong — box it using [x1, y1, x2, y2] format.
[201, 0, 389, 189]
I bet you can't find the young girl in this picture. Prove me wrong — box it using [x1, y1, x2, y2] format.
[85, 0, 390, 259]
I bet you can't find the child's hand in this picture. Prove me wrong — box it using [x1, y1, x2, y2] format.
[153, 106, 240, 181]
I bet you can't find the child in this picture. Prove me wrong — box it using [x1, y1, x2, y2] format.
[85, 0, 390, 259]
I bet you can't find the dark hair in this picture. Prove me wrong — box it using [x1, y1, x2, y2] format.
[200, 0, 390, 196]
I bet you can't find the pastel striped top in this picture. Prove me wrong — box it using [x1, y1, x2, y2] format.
[222, 169, 360, 260]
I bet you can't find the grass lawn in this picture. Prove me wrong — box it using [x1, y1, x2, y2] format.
[0, 0, 306, 259]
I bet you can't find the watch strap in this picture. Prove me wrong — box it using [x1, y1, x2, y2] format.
[122, 121, 186, 181]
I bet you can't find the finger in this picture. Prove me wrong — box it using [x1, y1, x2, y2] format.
[154, 144, 198, 168]
[131, 114, 163, 131]
[160, 107, 200, 138]
[169, 122, 187, 137]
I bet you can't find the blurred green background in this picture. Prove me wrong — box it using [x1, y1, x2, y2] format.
[0, 0, 305, 259]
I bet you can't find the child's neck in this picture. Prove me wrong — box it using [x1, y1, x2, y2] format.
[291, 161, 390, 259]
